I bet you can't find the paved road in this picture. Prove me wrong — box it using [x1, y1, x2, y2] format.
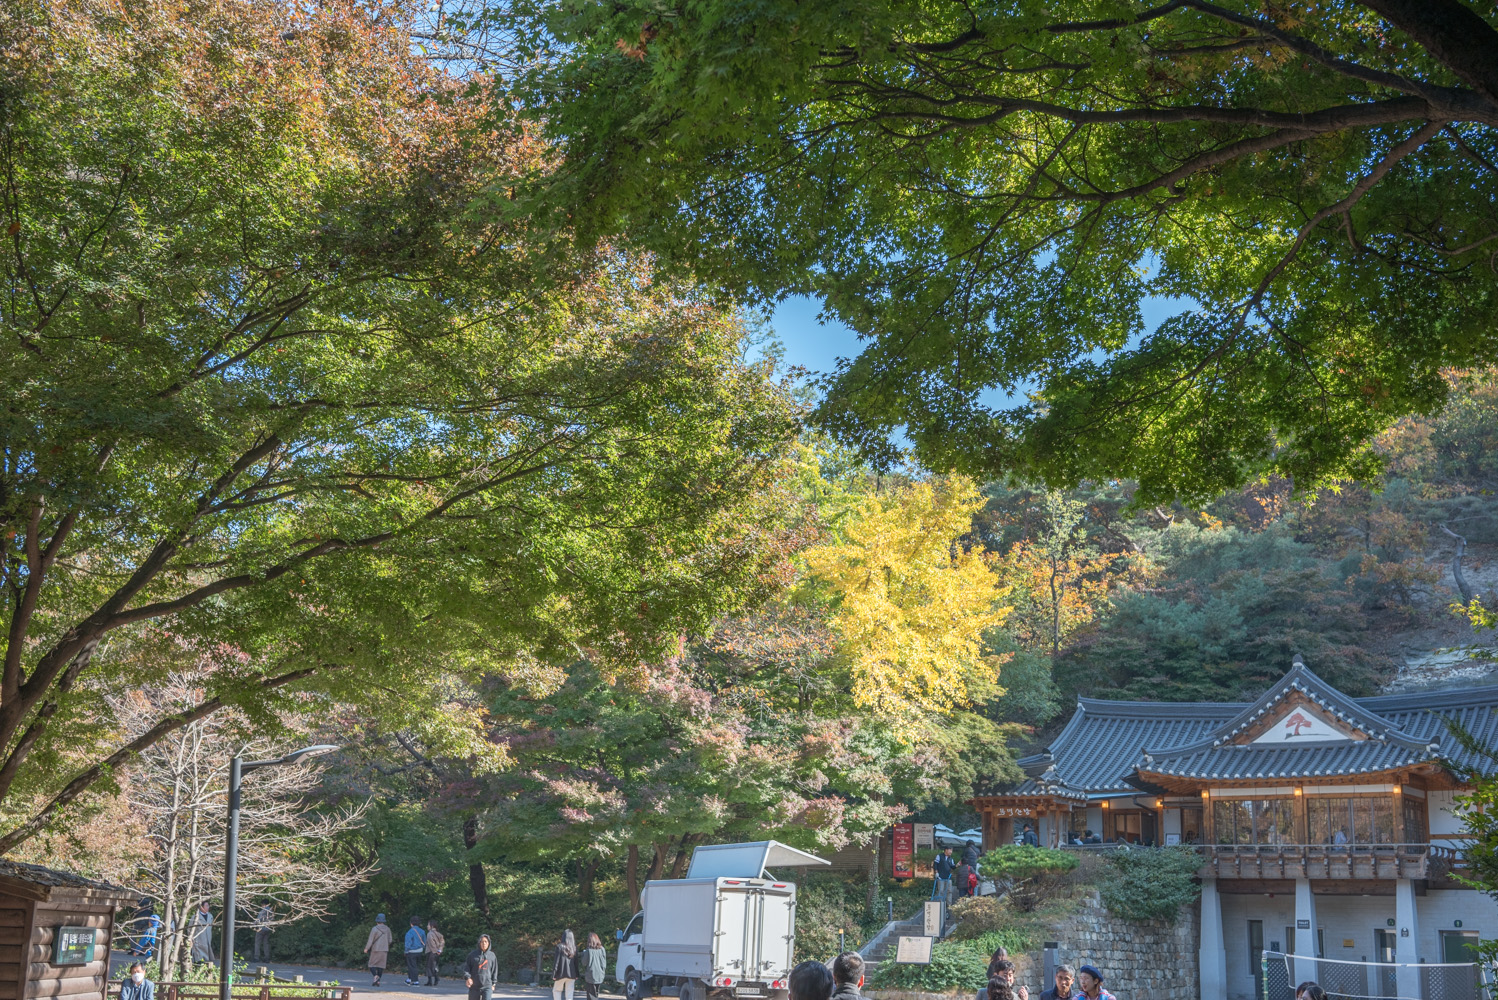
[107, 957, 623, 1000]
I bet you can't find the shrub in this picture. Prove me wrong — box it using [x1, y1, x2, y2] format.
[978, 846, 1079, 912]
[868, 940, 989, 993]
[1098, 846, 1203, 922]
[947, 896, 1006, 938]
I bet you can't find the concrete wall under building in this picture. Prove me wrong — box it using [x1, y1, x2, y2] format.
[1217, 888, 1498, 1000]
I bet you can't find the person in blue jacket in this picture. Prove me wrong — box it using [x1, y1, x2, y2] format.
[404, 917, 428, 986]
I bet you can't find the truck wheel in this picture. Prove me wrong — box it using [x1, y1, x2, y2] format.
[678, 980, 704, 1000]
[625, 970, 643, 1000]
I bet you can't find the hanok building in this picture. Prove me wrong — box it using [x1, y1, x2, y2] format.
[970, 659, 1498, 1000]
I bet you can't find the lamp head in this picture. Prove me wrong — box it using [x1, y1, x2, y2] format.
[281, 744, 339, 764]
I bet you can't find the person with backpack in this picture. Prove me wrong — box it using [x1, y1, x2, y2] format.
[581, 933, 608, 1000]
[552, 929, 579, 1000]
[404, 917, 428, 986]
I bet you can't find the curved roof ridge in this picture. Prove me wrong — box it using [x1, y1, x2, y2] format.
[1075, 696, 1246, 715]
[1143, 661, 1431, 759]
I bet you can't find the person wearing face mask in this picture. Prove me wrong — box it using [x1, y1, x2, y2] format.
[121, 962, 154, 1000]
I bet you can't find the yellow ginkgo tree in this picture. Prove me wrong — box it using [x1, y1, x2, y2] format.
[802, 476, 1011, 727]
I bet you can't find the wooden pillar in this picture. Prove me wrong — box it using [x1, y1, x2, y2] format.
[1293, 786, 1307, 844]
[996, 817, 1014, 848]
[1201, 790, 1214, 844]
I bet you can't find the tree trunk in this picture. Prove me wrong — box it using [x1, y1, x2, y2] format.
[865, 841, 881, 918]
[669, 835, 696, 879]
[1441, 524, 1475, 603]
[626, 844, 641, 913]
[346, 884, 362, 920]
[645, 841, 669, 883]
[462, 817, 491, 924]
[578, 858, 602, 903]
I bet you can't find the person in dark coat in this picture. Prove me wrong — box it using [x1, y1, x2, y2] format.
[465, 934, 498, 1000]
[552, 929, 579, 1000]
[962, 839, 981, 868]
[986, 946, 1010, 979]
[931, 847, 956, 900]
[831, 952, 864, 1000]
[1040, 965, 1078, 1000]
[789, 961, 834, 1000]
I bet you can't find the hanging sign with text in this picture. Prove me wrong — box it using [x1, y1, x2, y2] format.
[892, 823, 915, 879]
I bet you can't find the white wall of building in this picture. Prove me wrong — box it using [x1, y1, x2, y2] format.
[1429, 790, 1466, 836]
[1213, 889, 1498, 1000]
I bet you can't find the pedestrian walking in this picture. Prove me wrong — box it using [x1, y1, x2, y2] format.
[404, 917, 428, 986]
[954, 861, 972, 898]
[189, 902, 214, 964]
[788, 961, 834, 1000]
[1075, 966, 1114, 1000]
[253, 901, 273, 962]
[831, 953, 864, 1000]
[552, 929, 579, 1000]
[1020, 823, 1038, 847]
[961, 839, 982, 871]
[1039, 964, 1078, 1000]
[465, 934, 498, 1000]
[425, 921, 445, 986]
[364, 913, 393, 986]
[120, 962, 155, 1000]
[581, 933, 608, 1000]
[930, 847, 955, 901]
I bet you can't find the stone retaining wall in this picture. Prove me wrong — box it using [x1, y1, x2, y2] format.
[1011, 890, 1199, 1000]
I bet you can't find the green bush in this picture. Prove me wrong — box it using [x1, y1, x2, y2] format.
[975, 846, 1078, 881]
[868, 940, 988, 993]
[1098, 846, 1203, 922]
[977, 846, 1079, 912]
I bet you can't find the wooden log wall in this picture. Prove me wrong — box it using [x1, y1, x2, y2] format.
[0, 896, 117, 1000]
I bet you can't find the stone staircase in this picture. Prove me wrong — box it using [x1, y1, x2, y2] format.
[857, 898, 958, 977]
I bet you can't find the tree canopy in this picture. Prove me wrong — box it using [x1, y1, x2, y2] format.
[0, 0, 803, 851]
[507, 0, 1498, 502]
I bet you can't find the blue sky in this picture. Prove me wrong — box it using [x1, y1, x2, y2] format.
[769, 293, 1193, 409]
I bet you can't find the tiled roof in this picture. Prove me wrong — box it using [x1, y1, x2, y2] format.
[999, 662, 1498, 797]
[1362, 686, 1498, 774]
[1019, 698, 1243, 793]
[1138, 739, 1435, 781]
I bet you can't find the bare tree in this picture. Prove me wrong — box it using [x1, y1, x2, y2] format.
[110, 675, 373, 975]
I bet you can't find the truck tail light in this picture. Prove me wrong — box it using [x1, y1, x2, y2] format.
[713, 978, 734, 987]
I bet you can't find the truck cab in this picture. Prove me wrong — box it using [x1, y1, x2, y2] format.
[615, 912, 644, 1000]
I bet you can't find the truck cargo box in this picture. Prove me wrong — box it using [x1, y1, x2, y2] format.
[640, 877, 797, 984]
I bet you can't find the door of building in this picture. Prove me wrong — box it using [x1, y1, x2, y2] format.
[1249, 920, 1264, 999]
[1441, 930, 1479, 963]
[1375, 929, 1397, 997]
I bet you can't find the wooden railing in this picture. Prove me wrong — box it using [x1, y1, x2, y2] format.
[1197, 843, 1433, 879]
[106, 982, 350, 1000]
[1057, 841, 1469, 880]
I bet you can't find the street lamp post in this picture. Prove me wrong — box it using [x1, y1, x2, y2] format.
[220, 745, 339, 1000]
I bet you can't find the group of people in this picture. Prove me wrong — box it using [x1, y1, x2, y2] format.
[363, 915, 447, 988]
[361, 917, 609, 1000]
[123, 897, 277, 964]
[975, 947, 1112, 1000]
[930, 839, 988, 900]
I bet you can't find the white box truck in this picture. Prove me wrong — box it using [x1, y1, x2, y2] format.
[614, 841, 829, 1000]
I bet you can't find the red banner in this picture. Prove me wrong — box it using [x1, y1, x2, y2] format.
[892, 822, 915, 879]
